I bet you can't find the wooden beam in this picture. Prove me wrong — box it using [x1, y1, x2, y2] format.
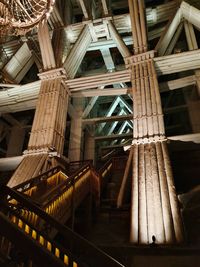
[159, 75, 196, 93]
[164, 22, 184, 56]
[0, 72, 197, 114]
[66, 69, 131, 91]
[2, 43, 34, 84]
[101, 0, 109, 15]
[49, 5, 65, 28]
[181, 1, 200, 31]
[107, 20, 131, 59]
[64, 1, 177, 45]
[169, 133, 200, 143]
[87, 26, 165, 52]
[38, 21, 56, 70]
[78, 0, 90, 19]
[155, 8, 182, 56]
[154, 49, 200, 75]
[83, 114, 132, 125]
[63, 25, 92, 78]
[95, 132, 133, 141]
[72, 87, 131, 97]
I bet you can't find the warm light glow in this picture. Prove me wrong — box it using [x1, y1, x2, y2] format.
[0, 0, 55, 35]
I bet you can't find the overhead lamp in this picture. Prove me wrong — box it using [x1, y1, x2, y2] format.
[0, 0, 55, 35]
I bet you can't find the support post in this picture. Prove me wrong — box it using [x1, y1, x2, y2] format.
[68, 99, 84, 162]
[127, 0, 184, 245]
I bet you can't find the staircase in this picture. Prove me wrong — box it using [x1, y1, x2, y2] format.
[99, 156, 128, 206]
[86, 156, 130, 247]
[0, 161, 125, 267]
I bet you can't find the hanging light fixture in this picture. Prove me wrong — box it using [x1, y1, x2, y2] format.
[0, 0, 55, 35]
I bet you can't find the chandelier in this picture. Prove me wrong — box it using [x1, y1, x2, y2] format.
[0, 0, 55, 35]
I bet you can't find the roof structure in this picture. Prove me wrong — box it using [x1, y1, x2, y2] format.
[0, 0, 200, 160]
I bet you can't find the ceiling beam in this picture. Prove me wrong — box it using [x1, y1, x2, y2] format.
[65, 1, 178, 45]
[72, 87, 131, 97]
[2, 43, 34, 84]
[63, 25, 92, 79]
[38, 21, 56, 70]
[101, 0, 109, 15]
[168, 133, 200, 143]
[0, 73, 197, 114]
[107, 20, 131, 59]
[159, 75, 196, 93]
[83, 114, 132, 125]
[155, 8, 182, 56]
[95, 132, 133, 141]
[77, 0, 90, 19]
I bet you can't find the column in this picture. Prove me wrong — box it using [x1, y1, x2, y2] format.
[127, 0, 184, 245]
[128, 52, 184, 245]
[8, 69, 69, 188]
[84, 128, 95, 163]
[28, 69, 69, 155]
[68, 98, 84, 162]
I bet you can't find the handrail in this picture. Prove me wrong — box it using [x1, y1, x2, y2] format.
[68, 160, 93, 175]
[42, 165, 91, 208]
[1, 185, 125, 267]
[13, 162, 91, 194]
[9, 162, 100, 228]
[0, 212, 67, 267]
[97, 158, 113, 191]
[13, 166, 65, 192]
[98, 158, 113, 176]
[1, 204, 81, 267]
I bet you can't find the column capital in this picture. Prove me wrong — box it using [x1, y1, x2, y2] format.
[38, 68, 67, 80]
[125, 50, 155, 68]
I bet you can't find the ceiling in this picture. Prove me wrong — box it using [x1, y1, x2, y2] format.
[0, 0, 200, 159]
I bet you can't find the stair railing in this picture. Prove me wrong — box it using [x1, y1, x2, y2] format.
[1, 185, 125, 267]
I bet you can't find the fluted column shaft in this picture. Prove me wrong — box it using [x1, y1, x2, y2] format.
[129, 52, 184, 244]
[28, 72, 69, 155]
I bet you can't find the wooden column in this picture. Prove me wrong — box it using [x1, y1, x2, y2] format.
[127, 52, 184, 244]
[184, 20, 200, 96]
[126, 0, 184, 245]
[38, 21, 56, 70]
[28, 69, 69, 155]
[84, 129, 95, 163]
[68, 98, 84, 162]
[128, 0, 148, 54]
[8, 69, 69, 188]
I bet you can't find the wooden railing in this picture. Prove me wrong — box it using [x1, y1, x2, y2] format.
[0, 185, 124, 267]
[98, 158, 113, 190]
[13, 166, 64, 193]
[67, 160, 93, 176]
[9, 163, 100, 231]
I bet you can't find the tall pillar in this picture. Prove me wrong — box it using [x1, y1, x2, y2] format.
[127, 52, 184, 244]
[8, 69, 69, 187]
[127, 0, 184, 244]
[84, 128, 95, 163]
[68, 99, 84, 162]
[28, 70, 68, 155]
[8, 18, 92, 187]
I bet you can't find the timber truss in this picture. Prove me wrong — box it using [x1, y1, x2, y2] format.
[0, 0, 200, 161]
[0, 0, 200, 246]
